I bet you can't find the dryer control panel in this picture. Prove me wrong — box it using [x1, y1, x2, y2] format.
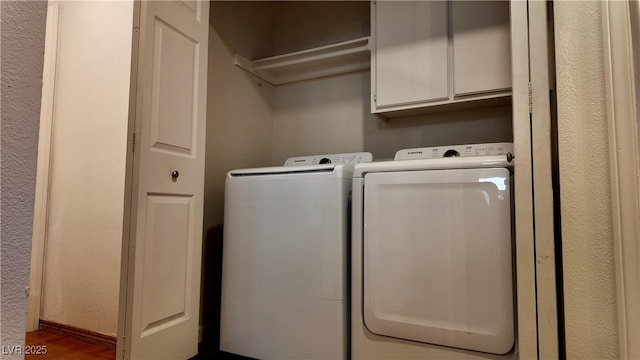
[284, 152, 373, 166]
[394, 143, 514, 161]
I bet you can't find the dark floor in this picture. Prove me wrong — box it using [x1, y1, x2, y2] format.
[25, 330, 116, 360]
[191, 341, 256, 360]
[26, 329, 254, 360]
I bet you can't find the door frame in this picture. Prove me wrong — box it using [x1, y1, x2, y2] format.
[511, 0, 560, 357]
[27, 1, 60, 333]
[116, 1, 141, 358]
[528, 1, 560, 358]
[602, 1, 640, 358]
[510, 0, 539, 357]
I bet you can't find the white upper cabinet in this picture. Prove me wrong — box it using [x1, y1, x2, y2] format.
[452, 1, 511, 96]
[372, 1, 512, 117]
[373, 1, 449, 108]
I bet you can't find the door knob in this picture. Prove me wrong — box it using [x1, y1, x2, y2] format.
[171, 170, 179, 179]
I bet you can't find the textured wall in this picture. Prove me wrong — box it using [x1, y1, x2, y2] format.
[40, 1, 132, 336]
[554, 1, 619, 358]
[0, 0, 48, 356]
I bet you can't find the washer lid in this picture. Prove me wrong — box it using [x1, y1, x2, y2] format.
[362, 167, 514, 354]
[228, 164, 351, 178]
[229, 152, 372, 178]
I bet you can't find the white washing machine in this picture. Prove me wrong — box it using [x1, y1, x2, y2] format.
[220, 152, 372, 360]
[351, 143, 517, 360]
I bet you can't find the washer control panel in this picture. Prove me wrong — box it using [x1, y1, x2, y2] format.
[394, 143, 514, 160]
[284, 152, 373, 166]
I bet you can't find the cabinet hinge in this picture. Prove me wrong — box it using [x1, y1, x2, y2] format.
[528, 82, 533, 114]
[132, 133, 136, 152]
[373, 93, 377, 103]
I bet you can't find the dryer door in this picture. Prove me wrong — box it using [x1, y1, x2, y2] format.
[362, 168, 513, 355]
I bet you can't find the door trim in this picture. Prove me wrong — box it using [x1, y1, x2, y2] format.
[602, 1, 640, 358]
[528, 1, 560, 357]
[116, 1, 141, 358]
[27, 1, 60, 333]
[510, 0, 539, 357]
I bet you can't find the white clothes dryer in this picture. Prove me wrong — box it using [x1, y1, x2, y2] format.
[351, 143, 517, 359]
[220, 152, 372, 360]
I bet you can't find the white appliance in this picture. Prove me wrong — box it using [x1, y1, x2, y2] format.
[220, 152, 373, 360]
[351, 143, 517, 359]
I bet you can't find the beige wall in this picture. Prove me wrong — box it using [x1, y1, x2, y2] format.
[41, 1, 132, 336]
[200, 2, 275, 341]
[272, 1, 370, 55]
[272, 72, 512, 163]
[554, 1, 618, 358]
[204, 1, 274, 233]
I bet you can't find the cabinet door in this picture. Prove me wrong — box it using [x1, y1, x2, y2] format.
[373, 1, 448, 109]
[452, 1, 511, 96]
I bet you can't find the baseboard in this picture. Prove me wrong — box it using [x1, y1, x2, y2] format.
[39, 320, 116, 348]
[199, 322, 216, 343]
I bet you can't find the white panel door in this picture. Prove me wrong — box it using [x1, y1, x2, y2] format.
[121, 1, 208, 359]
[362, 168, 514, 355]
[373, 1, 448, 108]
[452, 1, 511, 96]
